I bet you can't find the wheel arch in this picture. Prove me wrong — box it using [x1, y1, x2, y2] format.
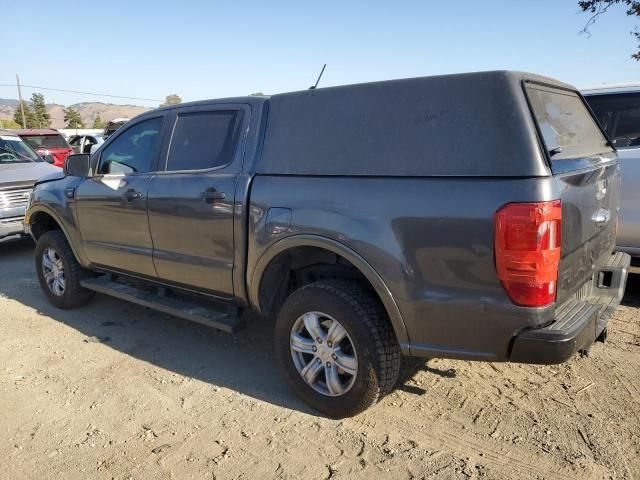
[249, 234, 409, 345]
[27, 206, 87, 267]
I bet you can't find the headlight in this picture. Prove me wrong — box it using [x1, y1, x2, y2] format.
[24, 189, 34, 224]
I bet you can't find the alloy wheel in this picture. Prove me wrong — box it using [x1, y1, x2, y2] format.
[290, 311, 358, 397]
[42, 247, 65, 296]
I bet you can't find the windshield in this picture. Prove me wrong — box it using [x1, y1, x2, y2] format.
[0, 135, 41, 163]
[525, 84, 613, 160]
[22, 134, 69, 149]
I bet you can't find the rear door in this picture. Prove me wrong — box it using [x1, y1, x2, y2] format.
[146, 104, 249, 297]
[75, 115, 167, 277]
[585, 91, 640, 253]
[525, 83, 619, 302]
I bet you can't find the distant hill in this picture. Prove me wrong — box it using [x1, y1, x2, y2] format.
[0, 98, 152, 128]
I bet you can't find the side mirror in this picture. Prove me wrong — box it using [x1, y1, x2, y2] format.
[42, 154, 55, 164]
[64, 154, 91, 177]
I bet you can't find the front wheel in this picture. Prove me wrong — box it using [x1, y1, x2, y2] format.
[275, 280, 401, 418]
[35, 230, 94, 309]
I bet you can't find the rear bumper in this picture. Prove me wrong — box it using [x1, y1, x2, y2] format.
[510, 252, 630, 364]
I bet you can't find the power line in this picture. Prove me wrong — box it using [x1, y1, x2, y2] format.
[0, 83, 161, 103]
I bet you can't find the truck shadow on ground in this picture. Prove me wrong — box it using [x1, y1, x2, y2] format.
[0, 238, 446, 416]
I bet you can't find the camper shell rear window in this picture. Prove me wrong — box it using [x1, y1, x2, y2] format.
[524, 83, 612, 160]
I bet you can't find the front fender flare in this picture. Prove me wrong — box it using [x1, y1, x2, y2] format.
[26, 205, 89, 267]
[249, 234, 409, 345]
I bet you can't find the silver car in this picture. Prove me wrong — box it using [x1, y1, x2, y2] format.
[0, 130, 59, 240]
[68, 134, 104, 155]
[583, 84, 640, 257]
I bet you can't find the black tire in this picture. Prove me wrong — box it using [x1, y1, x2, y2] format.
[35, 230, 95, 309]
[275, 280, 401, 418]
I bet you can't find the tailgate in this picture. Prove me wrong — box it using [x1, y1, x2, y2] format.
[555, 160, 620, 303]
[524, 82, 619, 303]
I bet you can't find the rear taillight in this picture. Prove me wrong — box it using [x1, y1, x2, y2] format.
[495, 200, 562, 307]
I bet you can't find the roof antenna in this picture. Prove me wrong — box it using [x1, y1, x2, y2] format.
[309, 64, 326, 90]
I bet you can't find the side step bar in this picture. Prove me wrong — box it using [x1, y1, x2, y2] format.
[80, 276, 245, 333]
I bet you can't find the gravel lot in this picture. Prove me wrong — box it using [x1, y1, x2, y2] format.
[1, 237, 639, 479]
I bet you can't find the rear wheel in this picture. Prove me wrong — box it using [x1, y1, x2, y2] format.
[275, 280, 401, 418]
[35, 230, 94, 309]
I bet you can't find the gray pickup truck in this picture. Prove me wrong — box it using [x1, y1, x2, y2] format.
[25, 71, 630, 417]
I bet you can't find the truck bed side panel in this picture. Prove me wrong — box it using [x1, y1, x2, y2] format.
[248, 175, 570, 361]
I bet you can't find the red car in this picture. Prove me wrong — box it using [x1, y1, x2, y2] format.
[14, 129, 73, 168]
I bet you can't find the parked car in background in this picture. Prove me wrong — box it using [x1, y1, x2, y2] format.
[69, 134, 103, 155]
[14, 129, 73, 168]
[26, 72, 629, 417]
[102, 118, 130, 140]
[87, 119, 130, 155]
[0, 130, 59, 240]
[583, 84, 640, 258]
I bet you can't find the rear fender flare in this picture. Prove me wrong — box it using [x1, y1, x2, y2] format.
[249, 234, 409, 345]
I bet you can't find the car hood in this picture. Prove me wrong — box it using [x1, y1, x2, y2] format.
[0, 162, 61, 188]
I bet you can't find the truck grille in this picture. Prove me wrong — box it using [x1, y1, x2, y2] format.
[0, 216, 24, 225]
[0, 187, 32, 209]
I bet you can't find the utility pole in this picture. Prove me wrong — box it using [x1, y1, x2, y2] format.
[16, 73, 26, 128]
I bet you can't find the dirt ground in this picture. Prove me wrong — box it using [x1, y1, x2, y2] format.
[1, 238, 639, 480]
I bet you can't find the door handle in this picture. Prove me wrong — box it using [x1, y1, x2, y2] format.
[201, 188, 226, 203]
[123, 189, 142, 201]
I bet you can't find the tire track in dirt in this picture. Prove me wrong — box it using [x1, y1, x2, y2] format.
[354, 407, 587, 480]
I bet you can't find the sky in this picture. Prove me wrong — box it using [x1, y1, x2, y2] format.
[2, 0, 638, 107]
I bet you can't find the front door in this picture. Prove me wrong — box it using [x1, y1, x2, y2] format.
[617, 147, 640, 250]
[75, 116, 165, 277]
[147, 105, 248, 297]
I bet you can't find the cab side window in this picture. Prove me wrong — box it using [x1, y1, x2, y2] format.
[166, 110, 242, 171]
[99, 117, 163, 175]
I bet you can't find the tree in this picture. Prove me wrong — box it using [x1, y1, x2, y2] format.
[92, 115, 104, 129]
[13, 100, 35, 128]
[160, 94, 182, 107]
[63, 107, 84, 129]
[30, 93, 51, 128]
[579, 1, 640, 59]
[250, 92, 265, 96]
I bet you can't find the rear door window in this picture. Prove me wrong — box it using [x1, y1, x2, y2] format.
[585, 92, 640, 148]
[165, 110, 242, 171]
[525, 84, 612, 160]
